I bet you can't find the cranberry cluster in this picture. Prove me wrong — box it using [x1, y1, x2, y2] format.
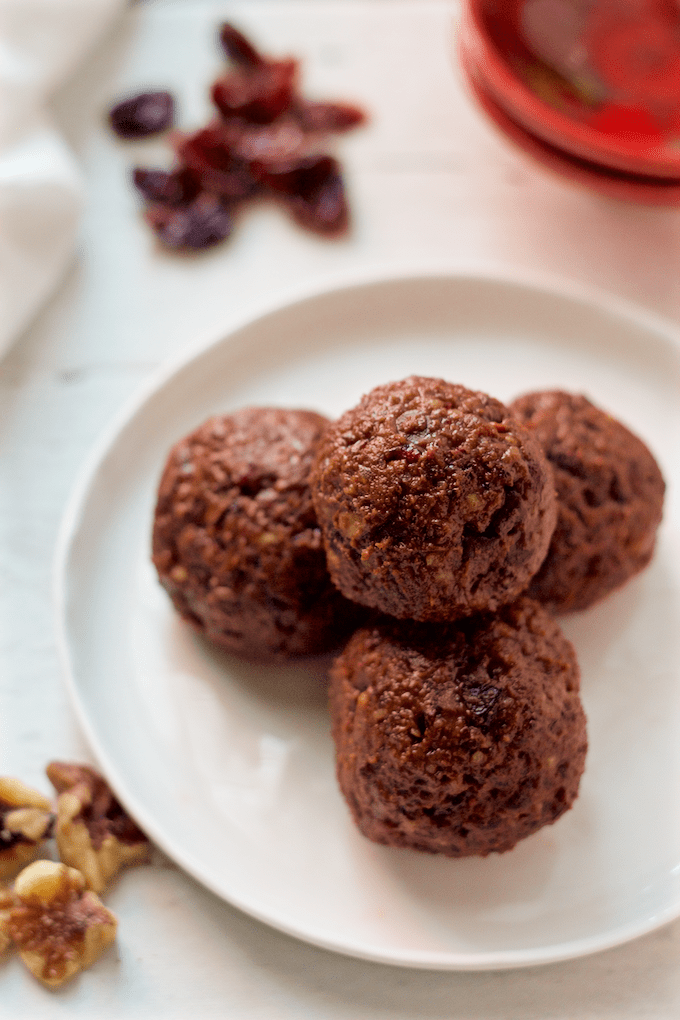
[109, 24, 367, 251]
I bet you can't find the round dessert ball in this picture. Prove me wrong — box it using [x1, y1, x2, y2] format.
[152, 407, 361, 660]
[329, 596, 587, 857]
[310, 376, 557, 621]
[510, 390, 665, 613]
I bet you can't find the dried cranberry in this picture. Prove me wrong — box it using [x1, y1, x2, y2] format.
[256, 155, 348, 234]
[294, 100, 367, 133]
[212, 59, 297, 124]
[109, 91, 175, 138]
[255, 153, 332, 196]
[290, 166, 348, 234]
[146, 194, 233, 250]
[132, 167, 200, 205]
[219, 23, 266, 68]
[178, 124, 260, 199]
[113, 21, 366, 253]
[224, 119, 306, 163]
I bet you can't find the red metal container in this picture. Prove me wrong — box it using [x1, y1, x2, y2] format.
[459, 0, 680, 202]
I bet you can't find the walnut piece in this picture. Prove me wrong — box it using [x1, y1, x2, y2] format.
[46, 762, 149, 894]
[0, 777, 53, 880]
[8, 860, 117, 987]
[0, 883, 17, 953]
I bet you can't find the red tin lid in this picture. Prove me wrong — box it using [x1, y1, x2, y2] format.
[460, 0, 680, 185]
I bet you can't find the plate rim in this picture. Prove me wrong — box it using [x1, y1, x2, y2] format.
[53, 263, 680, 971]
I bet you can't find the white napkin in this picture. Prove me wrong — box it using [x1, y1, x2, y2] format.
[0, 0, 124, 358]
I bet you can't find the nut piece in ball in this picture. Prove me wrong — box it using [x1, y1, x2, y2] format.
[329, 596, 587, 857]
[311, 376, 557, 621]
[152, 407, 362, 660]
[510, 390, 665, 613]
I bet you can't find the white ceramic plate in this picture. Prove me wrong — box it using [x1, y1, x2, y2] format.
[55, 271, 680, 970]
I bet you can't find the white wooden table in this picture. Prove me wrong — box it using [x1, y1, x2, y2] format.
[2, 1, 680, 1015]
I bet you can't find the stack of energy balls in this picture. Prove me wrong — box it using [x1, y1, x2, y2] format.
[152, 377, 665, 858]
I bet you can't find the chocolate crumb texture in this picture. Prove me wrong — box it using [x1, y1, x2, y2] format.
[510, 390, 665, 612]
[152, 407, 364, 660]
[311, 376, 557, 621]
[329, 596, 587, 857]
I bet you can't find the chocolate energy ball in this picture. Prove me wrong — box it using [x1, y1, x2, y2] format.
[510, 390, 665, 613]
[329, 597, 587, 857]
[311, 376, 557, 621]
[152, 407, 360, 660]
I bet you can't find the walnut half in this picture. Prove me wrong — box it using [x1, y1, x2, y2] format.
[0, 777, 53, 880]
[46, 762, 149, 894]
[7, 860, 117, 987]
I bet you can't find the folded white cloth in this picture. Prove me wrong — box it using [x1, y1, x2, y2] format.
[0, 0, 124, 358]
